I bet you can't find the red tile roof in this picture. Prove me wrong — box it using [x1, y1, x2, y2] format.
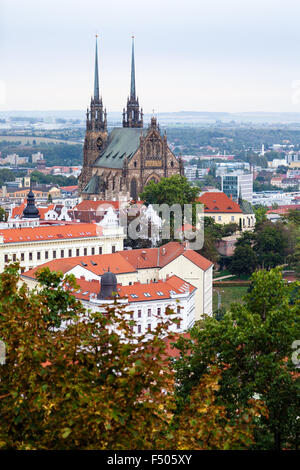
[74, 200, 121, 211]
[118, 275, 195, 302]
[11, 204, 55, 220]
[182, 250, 214, 271]
[22, 242, 213, 283]
[22, 252, 136, 280]
[196, 192, 242, 213]
[119, 242, 213, 271]
[63, 275, 195, 303]
[0, 223, 102, 244]
[60, 186, 78, 191]
[266, 204, 300, 214]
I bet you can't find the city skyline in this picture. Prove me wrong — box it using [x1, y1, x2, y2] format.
[2, 0, 300, 113]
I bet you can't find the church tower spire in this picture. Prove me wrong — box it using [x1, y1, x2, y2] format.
[78, 35, 108, 193]
[94, 35, 100, 100]
[86, 35, 107, 132]
[123, 36, 143, 128]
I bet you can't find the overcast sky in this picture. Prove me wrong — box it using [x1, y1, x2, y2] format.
[1, 0, 300, 113]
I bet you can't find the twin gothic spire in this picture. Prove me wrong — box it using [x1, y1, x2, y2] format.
[87, 36, 143, 131]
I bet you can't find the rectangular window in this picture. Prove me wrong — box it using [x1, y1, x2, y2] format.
[231, 216, 235, 221]
[138, 310, 142, 318]
[91, 247, 95, 255]
[99, 247, 102, 255]
[45, 251, 49, 260]
[112, 245, 116, 253]
[12, 254, 16, 261]
[29, 252, 33, 261]
[218, 216, 222, 221]
[53, 251, 56, 259]
[37, 252, 41, 260]
[68, 249, 72, 257]
[76, 248, 80, 256]
[138, 325, 142, 334]
[21, 253, 24, 261]
[4, 255, 8, 263]
[177, 319, 181, 329]
[84, 248, 87, 256]
[148, 309, 151, 317]
[147, 324, 151, 331]
[61, 250, 64, 258]
[157, 307, 161, 315]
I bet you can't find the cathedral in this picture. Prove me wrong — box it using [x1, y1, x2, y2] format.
[78, 37, 184, 201]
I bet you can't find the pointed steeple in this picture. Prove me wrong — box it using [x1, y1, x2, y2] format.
[94, 35, 100, 100]
[86, 35, 107, 132]
[123, 36, 143, 128]
[130, 36, 136, 100]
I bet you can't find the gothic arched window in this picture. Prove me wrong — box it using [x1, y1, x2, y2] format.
[130, 178, 137, 200]
[146, 142, 152, 159]
[155, 143, 161, 158]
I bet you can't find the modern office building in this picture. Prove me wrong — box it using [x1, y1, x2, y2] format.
[221, 172, 253, 203]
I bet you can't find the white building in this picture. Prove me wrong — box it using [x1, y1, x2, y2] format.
[22, 242, 214, 319]
[0, 221, 125, 274]
[86, 275, 196, 336]
[221, 172, 253, 203]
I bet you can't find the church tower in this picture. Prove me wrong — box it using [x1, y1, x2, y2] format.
[79, 36, 108, 191]
[122, 37, 143, 128]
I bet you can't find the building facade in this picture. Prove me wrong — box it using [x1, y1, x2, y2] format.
[221, 173, 253, 204]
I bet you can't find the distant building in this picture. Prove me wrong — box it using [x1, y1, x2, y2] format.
[0, 154, 28, 166]
[221, 173, 253, 203]
[31, 152, 44, 163]
[197, 192, 255, 231]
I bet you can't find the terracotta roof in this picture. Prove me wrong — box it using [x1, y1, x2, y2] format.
[0, 223, 102, 244]
[74, 200, 121, 211]
[64, 275, 195, 303]
[162, 333, 191, 359]
[118, 275, 195, 302]
[22, 242, 213, 280]
[119, 242, 213, 271]
[22, 252, 136, 280]
[119, 242, 185, 269]
[60, 186, 78, 191]
[196, 192, 242, 213]
[182, 250, 213, 271]
[11, 204, 55, 220]
[267, 204, 300, 214]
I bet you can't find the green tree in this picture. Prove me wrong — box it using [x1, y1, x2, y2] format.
[0, 207, 7, 222]
[174, 268, 300, 450]
[230, 245, 257, 276]
[140, 175, 198, 207]
[254, 223, 286, 269]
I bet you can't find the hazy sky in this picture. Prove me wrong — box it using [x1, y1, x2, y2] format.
[2, 0, 300, 113]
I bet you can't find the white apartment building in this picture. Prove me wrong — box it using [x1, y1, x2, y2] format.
[21, 242, 214, 319]
[0, 222, 125, 273]
[86, 276, 196, 336]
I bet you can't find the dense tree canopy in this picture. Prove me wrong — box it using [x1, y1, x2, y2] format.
[174, 268, 300, 450]
[0, 263, 263, 450]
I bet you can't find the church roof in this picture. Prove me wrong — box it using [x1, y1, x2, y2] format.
[82, 174, 105, 194]
[94, 127, 145, 169]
